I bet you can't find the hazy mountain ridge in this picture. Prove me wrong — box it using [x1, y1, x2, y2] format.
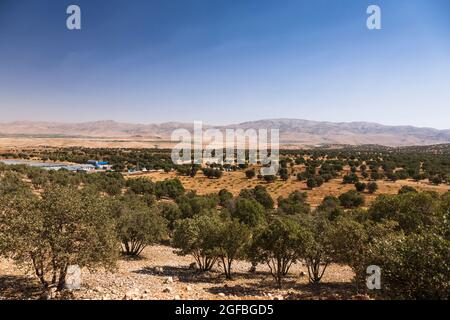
[1, 119, 449, 147]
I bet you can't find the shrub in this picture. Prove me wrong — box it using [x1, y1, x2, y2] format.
[368, 230, 450, 299]
[263, 175, 277, 183]
[203, 168, 223, 179]
[126, 177, 155, 195]
[398, 185, 418, 194]
[176, 192, 219, 219]
[245, 169, 256, 179]
[158, 202, 182, 236]
[339, 190, 365, 209]
[155, 178, 185, 199]
[306, 177, 317, 189]
[238, 186, 274, 209]
[368, 192, 441, 234]
[277, 191, 310, 215]
[218, 188, 233, 207]
[354, 182, 366, 192]
[367, 182, 378, 194]
[343, 173, 359, 184]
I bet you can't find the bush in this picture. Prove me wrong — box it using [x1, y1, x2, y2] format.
[339, 190, 365, 208]
[218, 189, 233, 207]
[158, 202, 182, 236]
[155, 178, 185, 199]
[343, 173, 359, 184]
[277, 191, 310, 215]
[368, 192, 441, 234]
[316, 196, 342, 221]
[306, 177, 317, 189]
[367, 182, 378, 194]
[398, 185, 418, 194]
[368, 230, 450, 299]
[126, 177, 155, 195]
[239, 185, 275, 210]
[245, 169, 256, 179]
[176, 192, 219, 219]
[203, 168, 223, 179]
[263, 175, 277, 183]
[354, 182, 366, 192]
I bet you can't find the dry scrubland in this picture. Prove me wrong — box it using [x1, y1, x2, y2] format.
[131, 166, 449, 208]
[0, 245, 355, 300]
[0, 143, 449, 301]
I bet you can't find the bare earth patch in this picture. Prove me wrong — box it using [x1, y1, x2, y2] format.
[0, 245, 355, 300]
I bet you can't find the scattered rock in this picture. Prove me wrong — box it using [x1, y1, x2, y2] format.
[299, 271, 306, 277]
[154, 266, 164, 274]
[164, 276, 173, 284]
[352, 294, 371, 300]
[124, 288, 140, 300]
[174, 295, 181, 300]
[163, 287, 172, 293]
[46, 287, 58, 300]
[185, 285, 192, 292]
[188, 262, 197, 270]
[218, 293, 225, 297]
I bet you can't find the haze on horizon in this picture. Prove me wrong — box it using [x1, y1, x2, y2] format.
[0, 0, 449, 129]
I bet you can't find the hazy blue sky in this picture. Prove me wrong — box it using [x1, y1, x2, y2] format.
[0, 0, 449, 128]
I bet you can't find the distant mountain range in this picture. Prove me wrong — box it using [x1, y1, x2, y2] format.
[1, 119, 450, 147]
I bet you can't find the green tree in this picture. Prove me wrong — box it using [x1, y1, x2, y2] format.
[277, 191, 310, 215]
[172, 214, 221, 271]
[214, 219, 251, 279]
[229, 197, 266, 228]
[0, 185, 118, 291]
[303, 217, 333, 283]
[158, 202, 182, 236]
[115, 196, 167, 256]
[250, 217, 310, 287]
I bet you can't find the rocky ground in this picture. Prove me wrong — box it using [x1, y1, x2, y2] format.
[0, 245, 365, 300]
